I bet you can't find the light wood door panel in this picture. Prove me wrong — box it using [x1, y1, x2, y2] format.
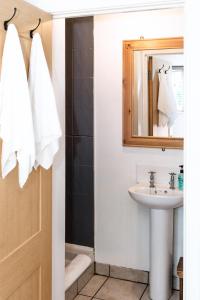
[0, 19, 52, 300]
[7, 268, 40, 300]
[0, 168, 52, 300]
[0, 167, 40, 260]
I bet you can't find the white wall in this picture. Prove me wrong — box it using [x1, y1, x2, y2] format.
[52, 18, 65, 300]
[94, 8, 184, 275]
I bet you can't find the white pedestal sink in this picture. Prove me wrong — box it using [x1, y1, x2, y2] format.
[128, 184, 183, 300]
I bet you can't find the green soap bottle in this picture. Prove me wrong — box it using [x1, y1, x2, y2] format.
[178, 165, 184, 191]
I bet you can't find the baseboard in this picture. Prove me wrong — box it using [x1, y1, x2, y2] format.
[95, 262, 148, 284]
[95, 262, 180, 290]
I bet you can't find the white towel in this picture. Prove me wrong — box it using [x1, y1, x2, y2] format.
[0, 24, 35, 188]
[158, 70, 178, 127]
[29, 33, 61, 169]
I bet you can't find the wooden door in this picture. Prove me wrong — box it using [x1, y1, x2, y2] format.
[0, 2, 52, 299]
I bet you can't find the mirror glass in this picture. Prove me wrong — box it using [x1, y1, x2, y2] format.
[132, 49, 184, 138]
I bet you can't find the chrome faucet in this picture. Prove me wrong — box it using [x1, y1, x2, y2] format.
[148, 171, 156, 188]
[169, 173, 176, 189]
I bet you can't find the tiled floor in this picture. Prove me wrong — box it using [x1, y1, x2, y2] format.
[75, 275, 180, 300]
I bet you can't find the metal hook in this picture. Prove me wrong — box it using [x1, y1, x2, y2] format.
[165, 66, 171, 74]
[158, 64, 164, 73]
[4, 8, 17, 31]
[30, 18, 41, 38]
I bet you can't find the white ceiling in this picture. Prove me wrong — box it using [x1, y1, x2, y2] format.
[25, 0, 184, 16]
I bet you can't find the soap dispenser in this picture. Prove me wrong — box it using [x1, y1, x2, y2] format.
[178, 165, 184, 191]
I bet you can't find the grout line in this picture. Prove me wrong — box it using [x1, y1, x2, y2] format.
[77, 264, 95, 293]
[106, 275, 148, 286]
[72, 134, 94, 137]
[140, 284, 149, 300]
[91, 276, 109, 299]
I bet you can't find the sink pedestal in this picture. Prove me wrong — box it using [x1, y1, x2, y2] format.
[128, 184, 183, 300]
[150, 209, 173, 300]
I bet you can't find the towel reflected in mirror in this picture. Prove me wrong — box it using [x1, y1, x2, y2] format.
[158, 67, 178, 129]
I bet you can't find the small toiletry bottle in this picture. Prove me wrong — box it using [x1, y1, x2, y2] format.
[178, 165, 184, 191]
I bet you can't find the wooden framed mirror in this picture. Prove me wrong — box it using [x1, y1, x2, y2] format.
[123, 37, 184, 149]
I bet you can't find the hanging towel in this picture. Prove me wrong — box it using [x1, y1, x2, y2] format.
[29, 33, 61, 169]
[158, 69, 178, 127]
[0, 24, 35, 188]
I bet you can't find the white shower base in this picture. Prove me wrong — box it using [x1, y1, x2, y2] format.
[65, 243, 94, 291]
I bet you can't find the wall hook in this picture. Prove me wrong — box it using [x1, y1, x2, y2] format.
[30, 18, 41, 38]
[4, 8, 17, 31]
[159, 64, 165, 73]
[165, 66, 171, 74]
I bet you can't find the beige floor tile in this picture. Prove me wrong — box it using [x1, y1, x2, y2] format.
[74, 295, 92, 300]
[78, 263, 94, 292]
[95, 278, 146, 300]
[140, 286, 150, 300]
[141, 286, 180, 300]
[80, 275, 107, 297]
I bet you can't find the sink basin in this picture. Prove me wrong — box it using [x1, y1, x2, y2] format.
[128, 184, 183, 209]
[128, 183, 183, 300]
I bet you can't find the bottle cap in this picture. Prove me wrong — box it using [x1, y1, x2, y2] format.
[179, 165, 184, 174]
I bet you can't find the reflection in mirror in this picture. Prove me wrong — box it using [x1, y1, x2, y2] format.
[132, 50, 184, 138]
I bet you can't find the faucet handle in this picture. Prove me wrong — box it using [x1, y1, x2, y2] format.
[148, 171, 156, 188]
[169, 172, 176, 176]
[169, 172, 176, 189]
[148, 171, 156, 175]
